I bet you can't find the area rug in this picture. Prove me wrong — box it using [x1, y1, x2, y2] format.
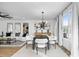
[0, 40, 26, 47]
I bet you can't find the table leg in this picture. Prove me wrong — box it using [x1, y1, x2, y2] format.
[26, 41, 27, 48]
[47, 43, 50, 50]
[55, 41, 56, 49]
[32, 39, 35, 50]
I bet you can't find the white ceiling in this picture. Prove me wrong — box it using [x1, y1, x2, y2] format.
[0, 2, 70, 20]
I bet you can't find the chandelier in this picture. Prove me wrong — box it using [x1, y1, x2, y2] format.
[40, 11, 47, 29]
[34, 11, 48, 29]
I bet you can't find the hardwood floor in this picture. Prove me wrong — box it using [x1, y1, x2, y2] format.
[61, 46, 71, 56]
[12, 44, 68, 57]
[0, 44, 69, 57]
[57, 43, 71, 56]
[0, 47, 22, 57]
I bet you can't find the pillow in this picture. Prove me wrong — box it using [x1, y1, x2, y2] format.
[22, 33, 27, 37]
[15, 33, 20, 37]
[6, 32, 11, 37]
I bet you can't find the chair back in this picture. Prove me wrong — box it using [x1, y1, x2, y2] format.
[35, 39, 48, 44]
[43, 29, 47, 33]
[37, 29, 41, 32]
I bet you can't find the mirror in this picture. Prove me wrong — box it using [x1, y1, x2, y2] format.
[23, 23, 29, 36]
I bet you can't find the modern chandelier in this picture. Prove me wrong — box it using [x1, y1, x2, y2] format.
[34, 11, 48, 29]
[40, 11, 47, 29]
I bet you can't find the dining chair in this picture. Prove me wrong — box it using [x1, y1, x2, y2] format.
[35, 39, 48, 54]
[49, 36, 57, 49]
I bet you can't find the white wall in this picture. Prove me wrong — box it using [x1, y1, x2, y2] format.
[53, 17, 59, 43]
[0, 18, 56, 37]
[58, 14, 63, 46]
[71, 3, 79, 56]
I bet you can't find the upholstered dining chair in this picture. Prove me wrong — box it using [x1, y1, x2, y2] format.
[35, 39, 48, 54]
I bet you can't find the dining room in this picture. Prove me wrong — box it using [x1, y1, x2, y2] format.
[0, 2, 78, 57]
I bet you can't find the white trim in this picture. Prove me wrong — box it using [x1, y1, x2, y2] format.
[71, 3, 79, 57]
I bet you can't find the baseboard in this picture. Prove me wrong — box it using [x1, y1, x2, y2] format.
[57, 43, 71, 56]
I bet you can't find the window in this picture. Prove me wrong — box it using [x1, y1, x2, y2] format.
[63, 9, 72, 38]
[15, 23, 21, 33]
[7, 23, 13, 33]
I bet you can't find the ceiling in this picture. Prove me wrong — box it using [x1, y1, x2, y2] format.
[0, 2, 70, 20]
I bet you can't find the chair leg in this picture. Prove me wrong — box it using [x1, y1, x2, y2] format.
[26, 42, 27, 48]
[45, 47, 47, 54]
[36, 47, 38, 54]
[47, 43, 50, 50]
[55, 43, 56, 49]
[52, 43, 56, 49]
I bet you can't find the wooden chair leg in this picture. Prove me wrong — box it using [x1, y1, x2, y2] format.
[36, 47, 38, 54]
[45, 47, 47, 54]
[26, 42, 27, 48]
[55, 43, 56, 49]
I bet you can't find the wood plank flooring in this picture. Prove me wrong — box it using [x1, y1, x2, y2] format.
[0, 47, 21, 57]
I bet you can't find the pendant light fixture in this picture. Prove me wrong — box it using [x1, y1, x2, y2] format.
[41, 11, 46, 29]
[41, 11, 44, 20]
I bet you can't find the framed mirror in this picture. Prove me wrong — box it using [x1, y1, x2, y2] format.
[23, 23, 29, 37]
